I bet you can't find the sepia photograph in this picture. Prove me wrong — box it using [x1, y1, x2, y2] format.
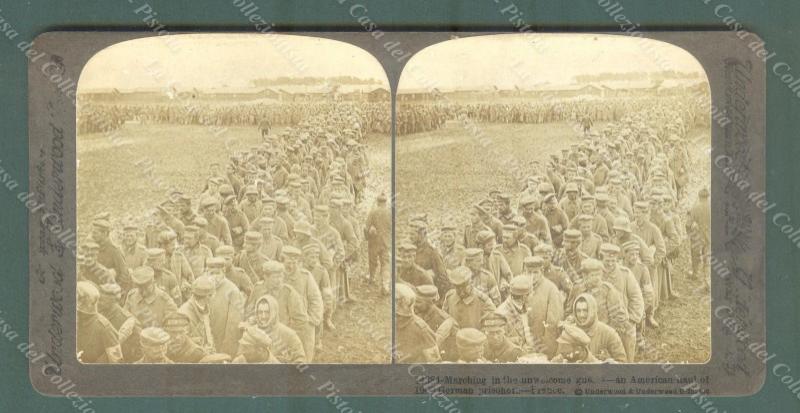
[75, 34, 391, 364]
[395, 34, 712, 364]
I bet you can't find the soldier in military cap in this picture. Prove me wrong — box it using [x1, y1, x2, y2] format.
[599, 243, 643, 362]
[687, 187, 710, 284]
[455, 328, 487, 363]
[121, 222, 148, 271]
[222, 194, 250, 250]
[519, 194, 551, 245]
[301, 243, 335, 335]
[163, 312, 210, 363]
[178, 275, 216, 352]
[77, 281, 123, 363]
[482, 312, 523, 363]
[438, 220, 465, 273]
[559, 182, 582, 221]
[124, 266, 178, 328]
[239, 185, 264, 223]
[413, 285, 458, 361]
[463, 247, 501, 305]
[408, 219, 448, 290]
[499, 223, 531, 276]
[183, 224, 213, 282]
[158, 229, 194, 301]
[543, 193, 570, 248]
[91, 218, 131, 292]
[475, 229, 513, 300]
[97, 282, 141, 362]
[254, 216, 284, 261]
[146, 247, 181, 304]
[533, 243, 572, 298]
[216, 245, 252, 297]
[395, 284, 440, 363]
[560, 229, 587, 287]
[463, 204, 492, 249]
[194, 216, 220, 253]
[200, 195, 233, 246]
[397, 243, 435, 287]
[205, 257, 245, 357]
[550, 323, 599, 363]
[442, 266, 496, 330]
[576, 214, 603, 259]
[495, 275, 535, 353]
[282, 246, 323, 361]
[135, 327, 173, 363]
[313, 204, 350, 304]
[521, 256, 564, 358]
[496, 193, 515, 225]
[78, 241, 115, 287]
[235, 231, 269, 282]
[232, 325, 279, 364]
[329, 199, 360, 280]
[365, 193, 391, 294]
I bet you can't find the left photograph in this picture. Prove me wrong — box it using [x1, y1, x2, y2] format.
[75, 34, 392, 364]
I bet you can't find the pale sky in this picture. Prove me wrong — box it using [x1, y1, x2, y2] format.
[399, 33, 707, 90]
[78, 34, 388, 91]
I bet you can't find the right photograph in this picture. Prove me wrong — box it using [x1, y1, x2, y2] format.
[395, 34, 712, 364]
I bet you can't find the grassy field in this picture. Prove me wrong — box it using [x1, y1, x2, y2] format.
[396, 121, 711, 363]
[77, 122, 392, 363]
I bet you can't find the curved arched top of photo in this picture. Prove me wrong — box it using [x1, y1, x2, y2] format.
[398, 33, 708, 96]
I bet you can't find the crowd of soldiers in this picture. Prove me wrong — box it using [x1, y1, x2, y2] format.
[396, 96, 711, 363]
[77, 102, 391, 364]
[78, 101, 391, 136]
[397, 96, 708, 136]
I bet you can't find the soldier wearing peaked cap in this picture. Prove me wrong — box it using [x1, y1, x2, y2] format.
[482, 312, 523, 363]
[235, 231, 270, 283]
[121, 221, 148, 271]
[215, 244, 253, 298]
[499, 223, 531, 277]
[463, 247, 501, 306]
[146, 247, 182, 304]
[395, 284, 441, 363]
[438, 220, 466, 272]
[464, 204, 493, 249]
[134, 327, 173, 364]
[163, 312, 210, 363]
[199, 195, 233, 247]
[519, 193, 552, 245]
[178, 275, 217, 353]
[282, 245, 323, 361]
[78, 241, 116, 288]
[559, 182, 582, 221]
[182, 224, 213, 284]
[475, 230, 513, 302]
[522, 255, 564, 358]
[408, 218, 448, 296]
[91, 218, 131, 293]
[96, 282, 142, 362]
[551, 323, 599, 363]
[77, 281, 123, 363]
[455, 327, 487, 363]
[442, 266, 496, 330]
[397, 243, 435, 287]
[124, 266, 178, 329]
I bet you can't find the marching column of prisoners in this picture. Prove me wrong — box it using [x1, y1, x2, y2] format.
[77, 101, 391, 364]
[396, 96, 711, 363]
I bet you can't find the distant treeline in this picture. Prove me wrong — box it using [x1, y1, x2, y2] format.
[252, 76, 382, 87]
[573, 70, 704, 83]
